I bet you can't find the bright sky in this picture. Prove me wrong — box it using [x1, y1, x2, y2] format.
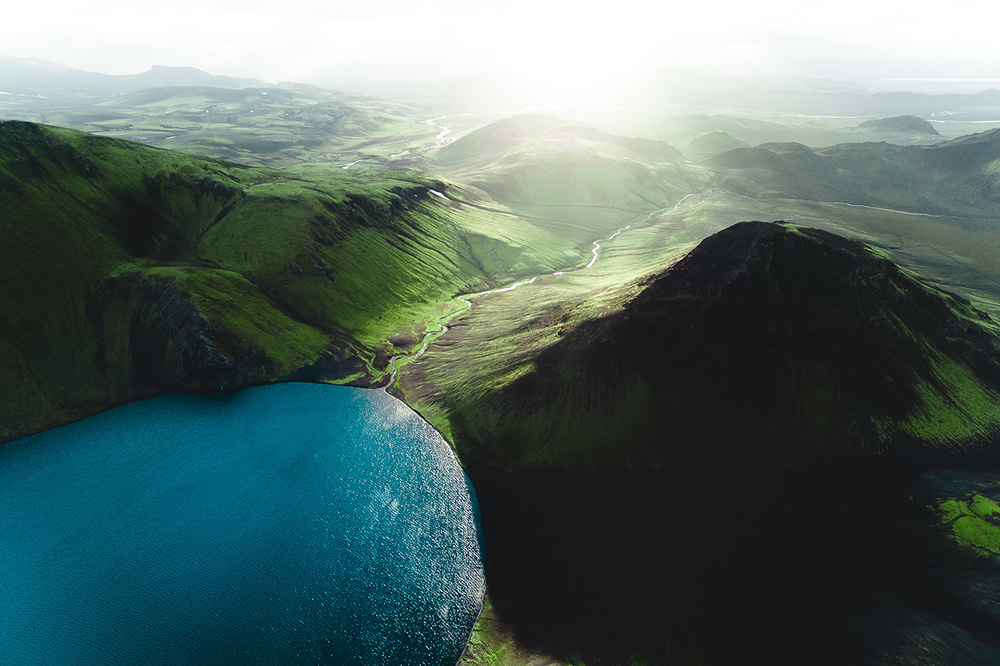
[4, 0, 1000, 91]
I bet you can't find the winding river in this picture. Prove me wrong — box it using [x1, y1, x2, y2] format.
[381, 188, 701, 389]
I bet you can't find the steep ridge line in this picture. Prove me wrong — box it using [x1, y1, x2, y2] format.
[379, 191, 702, 391]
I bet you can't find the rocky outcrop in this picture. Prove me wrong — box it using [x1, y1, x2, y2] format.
[90, 272, 258, 398]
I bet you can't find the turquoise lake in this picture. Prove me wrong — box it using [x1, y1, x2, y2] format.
[0, 383, 485, 665]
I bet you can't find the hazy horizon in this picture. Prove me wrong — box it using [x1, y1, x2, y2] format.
[3, 0, 999, 95]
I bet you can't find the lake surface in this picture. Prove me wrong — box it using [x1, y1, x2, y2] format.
[0, 383, 484, 665]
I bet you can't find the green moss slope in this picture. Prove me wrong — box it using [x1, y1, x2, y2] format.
[711, 128, 1000, 219]
[436, 114, 714, 248]
[0, 120, 574, 441]
[407, 222, 1000, 665]
[432, 222, 1000, 472]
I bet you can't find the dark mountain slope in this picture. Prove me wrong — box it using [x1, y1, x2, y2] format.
[441, 222, 1000, 665]
[0, 121, 574, 441]
[454, 221, 1000, 470]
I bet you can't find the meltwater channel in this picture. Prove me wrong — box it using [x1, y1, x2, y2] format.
[0, 383, 485, 665]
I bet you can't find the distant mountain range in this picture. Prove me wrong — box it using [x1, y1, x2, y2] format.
[0, 56, 427, 167]
[0, 56, 273, 96]
[327, 65, 1000, 122]
[6, 56, 1000, 122]
[711, 127, 1000, 218]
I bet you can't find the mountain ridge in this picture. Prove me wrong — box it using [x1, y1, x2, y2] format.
[438, 221, 1000, 665]
[0, 120, 578, 442]
[711, 128, 1000, 218]
[448, 221, 1000, 471]
[0, 57, 271, 96]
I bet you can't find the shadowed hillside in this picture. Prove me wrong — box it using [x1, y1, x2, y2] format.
[452, 222, 1000, 470]
[436, 222, 1000, 665]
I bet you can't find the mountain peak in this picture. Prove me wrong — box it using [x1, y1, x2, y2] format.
[459, 221, 1000, 471]
[625, 221, 1000, 457]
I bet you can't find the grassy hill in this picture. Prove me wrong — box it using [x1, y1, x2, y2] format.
[711, 128, 1000, 219]
[0, 120, 579, 441]
[1, 80, 429, 166]
[678, 129, 752, 159]
[435, 114, 714, 249]
[409, 222, 1000, 665]
[697, 128, 1000, 321]
[447, 222, 1000, 470]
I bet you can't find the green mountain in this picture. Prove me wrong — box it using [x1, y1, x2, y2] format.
[7, 90, 1000, 665]
[450, 222, 1000, 469]
[435, 114, 713, 247]
[679, 129, 752, 159]
[0, 120, 578, 441]
[712, 129, 1000, 218]
[432, 222, 1000, 664]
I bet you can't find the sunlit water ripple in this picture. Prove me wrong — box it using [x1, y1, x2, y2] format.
[0, 383, 484, 665]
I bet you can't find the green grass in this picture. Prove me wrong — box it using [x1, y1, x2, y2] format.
[5, 85, 432, 167]
[461, 594, 570, 666]
[435, 114, 714, 249]
[0, 120, 580, 441]
[403, 212, 1000, 474]
[901, 350, 1000, 448]
[939, 493, 1000, 555]
[150, 266, 335, 372]
[401, 191, 718, 469]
